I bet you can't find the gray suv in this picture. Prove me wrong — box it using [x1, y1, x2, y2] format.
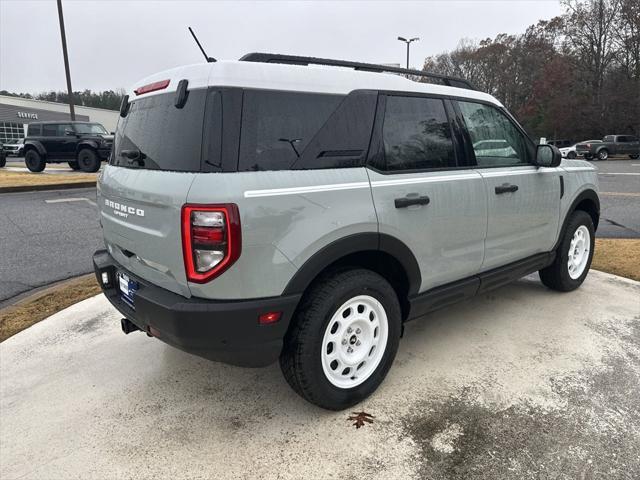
[93, 54, 600, 410]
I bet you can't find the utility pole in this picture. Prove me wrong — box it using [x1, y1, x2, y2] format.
[56, 0, 75, 120]
[397, 36, 420, 76]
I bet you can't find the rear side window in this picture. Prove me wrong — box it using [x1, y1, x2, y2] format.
[238, 90, 343, 171]
[111, 89, 207, 172]
[27, 124, 41, 136]
[457, 101, 530, 167]
[42, 124, 60, 136]
[381, 96, 455, 171]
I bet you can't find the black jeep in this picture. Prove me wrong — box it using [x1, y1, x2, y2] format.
[23, 121, 113, 172]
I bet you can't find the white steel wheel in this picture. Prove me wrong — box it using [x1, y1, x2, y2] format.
[321, 295, 389, 389]
[568, 225, 590, 279]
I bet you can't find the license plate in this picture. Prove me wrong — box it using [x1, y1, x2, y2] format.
[117, 272, 138, 308]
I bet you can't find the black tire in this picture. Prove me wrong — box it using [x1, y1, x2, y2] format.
[597, 149, 609, 161]
[567, 151, 577, 159]
[630, 154, 639, 160]
[77, 149, 100, 172]
[0, 155, 6, 168]
[25, 149, 45, 172]
[280, 268, 402, 410]
[68, 161, 81, 170]
[539, 210, 595, 292]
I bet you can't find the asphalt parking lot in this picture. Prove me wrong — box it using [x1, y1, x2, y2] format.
[1, 270, 638, 479]
[595, 159, 640, 238]
[0, 187, 103, 306]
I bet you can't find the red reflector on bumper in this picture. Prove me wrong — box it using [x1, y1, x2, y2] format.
[258, 312, 281, 325]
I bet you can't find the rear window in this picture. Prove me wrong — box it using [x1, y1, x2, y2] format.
[238, 90, 343, 171]
[111, 89, 207, 171]
[381, 96, 456, 171]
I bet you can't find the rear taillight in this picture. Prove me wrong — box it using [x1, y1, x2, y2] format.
[181, 204, 241, 283]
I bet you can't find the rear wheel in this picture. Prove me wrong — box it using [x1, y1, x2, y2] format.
[597, 149, 609, 161]
[539, 210, 594, 292]
[280, 268, 401, 410]
[68, 161, 80, 170]
[0, 156, 5, 168]
[630, 154, 639, 159]
[77, 149, 100, 172]
[25, 150, 45, 172]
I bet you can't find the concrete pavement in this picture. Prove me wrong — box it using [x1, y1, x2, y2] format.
[1, 270, 639, 479]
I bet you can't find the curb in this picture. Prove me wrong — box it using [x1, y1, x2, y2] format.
[0, 273, 95, 311]
[0, 181, 96, 194]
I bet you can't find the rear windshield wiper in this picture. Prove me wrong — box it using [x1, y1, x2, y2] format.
[119, 149, 146, 167]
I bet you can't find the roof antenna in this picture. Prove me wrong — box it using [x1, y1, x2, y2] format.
[188, 27, 216, 63]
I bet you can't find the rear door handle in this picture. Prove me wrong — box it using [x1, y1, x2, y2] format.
[494, 183, 519, 194]
[394, 195, 430, 208]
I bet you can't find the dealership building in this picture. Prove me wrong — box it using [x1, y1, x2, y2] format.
[0, 95, 119, 145]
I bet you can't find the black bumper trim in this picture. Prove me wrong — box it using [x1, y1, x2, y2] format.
[93, 249, 301, 367]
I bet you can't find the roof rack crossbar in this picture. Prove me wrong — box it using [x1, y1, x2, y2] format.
[239, 53, 475, 90]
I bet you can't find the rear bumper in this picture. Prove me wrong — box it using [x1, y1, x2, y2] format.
[93, 249, 301, 367]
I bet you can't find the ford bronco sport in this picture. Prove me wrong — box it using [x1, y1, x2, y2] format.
[23, 121, 113, 172]
[93, 54, 600, 410]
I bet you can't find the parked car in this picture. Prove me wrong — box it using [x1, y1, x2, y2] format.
[473, 139, 517, 158]
[0, 143, 6, 168]
[93, 54, 600, 410]
[548, 139, 575, 149]
[576, 135, 640, 160]
[3, 138, 25, 157]
[23, 121, 113, 172]
[560, 140, 601, 159]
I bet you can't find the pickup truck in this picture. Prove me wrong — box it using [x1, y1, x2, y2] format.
[576, 135, 640, 161]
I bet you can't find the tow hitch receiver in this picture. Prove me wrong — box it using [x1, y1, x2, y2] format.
[121, 318, 141, 334]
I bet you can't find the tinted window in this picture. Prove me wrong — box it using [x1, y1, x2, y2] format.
[41, 124, 59, 136]
[111, 89, 206, 172]
[239, 90, 343, 171]
[458, 101, 529, 167]
[381, 96, 455, 171]
[74, 123, 108, 135]
[603, 135, 615, 142]
[27, 124, 41, 136]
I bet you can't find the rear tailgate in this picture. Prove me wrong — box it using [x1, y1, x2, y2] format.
[98, 167, 196, 297]
[97, 80, 211, 298]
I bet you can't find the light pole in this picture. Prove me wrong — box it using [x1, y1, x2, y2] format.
[56, 0, 75, 120]
[397, 36, 420, 73]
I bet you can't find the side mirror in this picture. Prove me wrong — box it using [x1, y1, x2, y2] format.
[535, 144, 561, 168]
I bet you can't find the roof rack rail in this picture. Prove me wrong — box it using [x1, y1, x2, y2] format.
[239, 52, 476, 90]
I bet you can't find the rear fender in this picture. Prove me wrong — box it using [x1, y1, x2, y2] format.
[282, 233, 421, 296]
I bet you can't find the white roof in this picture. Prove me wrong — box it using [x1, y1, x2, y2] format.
[128, 60, 502, 107]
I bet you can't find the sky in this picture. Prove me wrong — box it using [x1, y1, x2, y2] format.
[0, 0, 564, 94]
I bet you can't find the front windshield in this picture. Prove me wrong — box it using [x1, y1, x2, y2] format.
[74, 123, 108, 135]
